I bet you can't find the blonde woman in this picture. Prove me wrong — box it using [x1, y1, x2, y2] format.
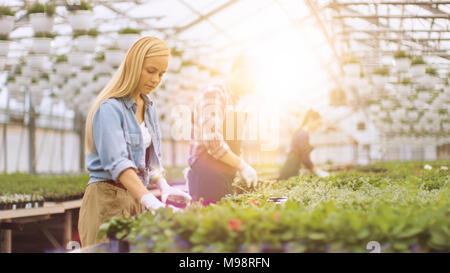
[79, 37, 191, 247]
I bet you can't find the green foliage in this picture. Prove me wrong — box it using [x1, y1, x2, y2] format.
[374, 67, 389, 76]
[66, 1, 93, 12]
[394, 50, 410, 59]
[94, 52, 105, 62]
[118, 28, 141, 35]
[0, 34, 9, 40]
[411, 56, 426, 66]
[400, 78, 411, 85]
[0, 173, 88, 201]
[73, 29, 98, 38]
[100, 161, 450, 253]
[425, 67, 437, 76]
[341, 54, 360, 65]
[34, 32, 56, 38]
[27, 2, 55, 17]
[0, 6, 15, 17]
[55, 54, 68, 63]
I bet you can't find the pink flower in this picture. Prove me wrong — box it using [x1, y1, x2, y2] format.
[228, 219, 242, 232]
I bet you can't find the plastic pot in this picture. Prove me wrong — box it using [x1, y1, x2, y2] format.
[68, 10, 94, 31]
[32, 37, 52, 54]
[117, 33, 140, 51]
[105, 50, 125, 66]
[0, 16, 15, 35]
[0, 40, 9, 56]
[75, 35, 97, 53]
[29, 13, 54, 33]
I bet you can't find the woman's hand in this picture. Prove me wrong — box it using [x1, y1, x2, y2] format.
[156, 178, 192, 204]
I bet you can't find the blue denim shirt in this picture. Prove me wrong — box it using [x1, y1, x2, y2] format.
[86, 95, 164, 187]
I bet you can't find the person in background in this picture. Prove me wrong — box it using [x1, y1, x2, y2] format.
[186, 55, 258, 202]
[79, 37, 191, 247]
[278, 109, 330, 180]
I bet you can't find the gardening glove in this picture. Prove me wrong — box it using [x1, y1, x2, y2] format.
[156, 177, 192, 205]
[140, 192, 165, 211]
[238, 160, 258, 188]
[315, 169, 330, 178]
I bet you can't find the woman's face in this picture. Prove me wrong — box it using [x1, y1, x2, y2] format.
[136, 55, 169, 96]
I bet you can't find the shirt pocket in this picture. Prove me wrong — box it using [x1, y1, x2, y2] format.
[124, 132, 141, 155]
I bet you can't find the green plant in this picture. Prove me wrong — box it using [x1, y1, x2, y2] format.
[400, 78, 411, 85]
[374, 67, 389, 76]
[34, 32, 56, 38]
[341, 54, 360, 65]
[411, 56, 426, 66]
[425, 67, 437, 76]
[394, 50, 410, 59]
[0, 6, 15, 17]
[55, 55, 67, 63]
[94, 52, 105, 62]
[0, 34, 9, 40]
[66, 1, 93, 12]
[81, 66, 93, 71]
[118, 28, 141, 35]
[73, 29, 98, 38]
[99, 161, 450, 253]
[27, 2, 55, 17]
[106, 45, 121, 50]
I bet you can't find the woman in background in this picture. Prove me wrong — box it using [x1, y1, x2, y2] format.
[278, 109, 329, 180]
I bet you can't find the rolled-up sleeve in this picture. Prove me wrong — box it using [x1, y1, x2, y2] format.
[198, 88, 230, 159]
[93, 102, 137, 182]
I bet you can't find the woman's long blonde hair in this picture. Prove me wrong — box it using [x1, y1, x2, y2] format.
[85, 36, 170, 154]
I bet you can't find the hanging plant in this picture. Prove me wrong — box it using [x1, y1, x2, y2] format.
[393, 50, 410, 59]
[373, 67, 389, 76]
[118, 27, 141, 35]
[27, 2, 55, 17]
[66, 1, 93, 12]
[0, 33, 9, 55]
[55, 54, 68, 63]
[411, 56, 426, 66]
[425, 67, 437, 77]
[0, 6, 15, 36]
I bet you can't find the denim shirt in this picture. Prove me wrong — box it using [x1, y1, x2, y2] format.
[86, 95, 164, 187]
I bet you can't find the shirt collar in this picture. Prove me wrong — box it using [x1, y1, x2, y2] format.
[123, 94, 153, 110]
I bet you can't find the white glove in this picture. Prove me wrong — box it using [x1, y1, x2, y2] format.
[315, 169, 330, 178]
[140, 193, 165, 211]
[156, 178, 192, 205]
[238, 160, 258, 188]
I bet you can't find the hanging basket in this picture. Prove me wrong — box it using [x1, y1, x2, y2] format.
[0, 40, 9, 56]
[28, 54, 48, 70]
[68, 10, 94, 31]
[0, 16, 15, 35]
[343, 63, 361, 77]
[29, 13, 54, 34]
[117, 33, 140, 51]
[55, 62, 72, 77]
[105, 50, 124, 66]
[75, 35, 97, 53]
[32, 37, 52, 54]
[67, 52, 87, 67]
[410, 64, 426, 77]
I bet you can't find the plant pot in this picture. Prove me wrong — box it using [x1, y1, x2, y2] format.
[77, 70, 92, 84]
[21, 66, 40, 78]
[168, 56, 182, 71]
[343, 63, 360, 77]
[68, 10, 94, 31]
[0, 16, 15, 35]
[394, 58, 411, 73]
[38, 79, 50, 90]
[15, 76, 31, 86]
[117, 33, 140, 51]
[105, 50, 125, 66]
[0, 40, 9, 56]
[7, 82, 21, 93]
[0, 56, 6, 70]
[410, 64, 426, 77]
[32, 37, 52, 54]
[108, 238, 130, 253]
[28, 54, 48, 70]
[372, 75, 389, 88]
[50, 74, 64, 85]
[93, 61, 111, 74]
[55, 62, 72, 77]
[67, 52, 87, 67]
[29, 13, 54, 33]
[75, 35, 97, 53]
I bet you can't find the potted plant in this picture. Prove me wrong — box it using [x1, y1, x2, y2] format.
[67, 51, 88, 67]
[0, 34, 10, 56]
[341, 54, 361, 77]
[397, 77, 413, 96]
[74, 29, 98, 52]
[66, 1, 94, 31]
[372, 67, 389, 88]
[27, 52, 48, 71]
[104, 45, 124, 66]
[117, 27, 141, 51]
[32, 32, 55, 54]
[0, 6, 15, 35]
[27, 2, 55, 34]
[393, 50, 411, 72]
[54, 54, 72, 77]
[410, 56, 426, 77]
